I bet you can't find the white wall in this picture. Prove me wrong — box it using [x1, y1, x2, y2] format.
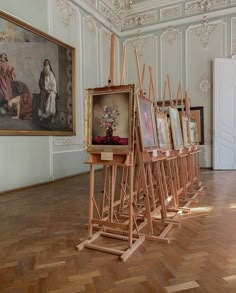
[0, 0, 120, 192]
[122, 13, 234, 168]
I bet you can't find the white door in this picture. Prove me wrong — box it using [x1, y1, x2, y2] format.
[213, 58, 236, 170]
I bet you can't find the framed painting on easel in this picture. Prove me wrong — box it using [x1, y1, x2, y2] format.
[137, 95, 157, 151]
[85, 84, 135, 153]
[178, 113, 191, 148]
[169, 106, 184, 150]
[190, 117, 199, 145]
[155, 111, 171, 151]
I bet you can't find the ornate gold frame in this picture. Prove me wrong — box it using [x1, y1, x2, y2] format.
[85, 84, 135, 154]
[0, 10, 75, 135]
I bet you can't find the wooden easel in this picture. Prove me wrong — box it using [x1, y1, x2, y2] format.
[77, 34, 145, 261]
[132, 51, 181, 243]
[185, 90, 204, 197]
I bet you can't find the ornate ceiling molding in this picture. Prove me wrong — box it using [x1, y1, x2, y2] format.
[99, 1, 121, 30]
[56, 0, 74, 26]
[185, 0, 227, 15]
[160, 4, 182, 20]
[122, 11, 158, 29]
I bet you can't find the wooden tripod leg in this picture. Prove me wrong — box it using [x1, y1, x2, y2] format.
[100, 166, 108, 219]
[187, 153, 194, 192]
[128, 162, 134, 247]
[195, 152, 200, 187]
[88, 164, 95, 238]
[109, 165, 116, 222]
[161, 160, 169, 202]
[166, 159, 178, 207]
[135, 127, 153, 235]
[154, 161, 167, 219]
[147, 163, 156, 211]
[180, 156, 187, 200]
[119, 166, 127, 211]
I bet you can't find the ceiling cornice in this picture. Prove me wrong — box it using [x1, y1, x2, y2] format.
[71, 0, 236, 38]
[120, 5, 236, 37]
[70, 0, 121, 35]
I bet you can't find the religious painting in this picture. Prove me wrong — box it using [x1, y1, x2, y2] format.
[155, 111, 170, 150]
[86, 84, 135, 153]
[169, 106, 184, 150]
[190, 117, 199, 145]
[137, 95, 157, 151]
[0, 10, 75, 135]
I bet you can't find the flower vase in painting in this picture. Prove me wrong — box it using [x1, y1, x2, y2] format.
[99, 105, 119, 145]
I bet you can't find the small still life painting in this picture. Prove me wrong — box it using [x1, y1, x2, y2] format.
[86, 85, 134, 153]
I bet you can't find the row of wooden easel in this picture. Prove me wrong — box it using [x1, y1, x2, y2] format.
[77, 35, 205, 261]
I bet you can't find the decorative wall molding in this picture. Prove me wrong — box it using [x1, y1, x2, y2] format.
[84, 15, 97, 32]
[123, 11, 158, 29]
[56, 0, 74, 26]
[128, 34, 145, 59]
[185, 0, 227, 15]
[160, 4, 182, 20]
[162, 26, 180, 45]
[198, 72, 211, 94]
[194, 16, 218, 48]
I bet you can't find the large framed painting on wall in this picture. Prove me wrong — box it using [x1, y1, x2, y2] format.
[0, 10, 75, 135]
[85, 84, 135, 153]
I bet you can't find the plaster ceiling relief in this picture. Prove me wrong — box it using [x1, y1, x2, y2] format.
[56, 0, 74, 26]
[122, 11, 158, 29]
[185, 0, 227, 15]
[162, 26, 180, 45]
[194, 16, 218, 48]
[99, 1, 121, 29]
[160, 4, 182, 20]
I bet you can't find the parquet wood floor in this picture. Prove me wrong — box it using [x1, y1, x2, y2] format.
[0, 170, 236, 292]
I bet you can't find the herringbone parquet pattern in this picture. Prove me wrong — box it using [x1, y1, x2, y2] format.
[1, 170, 236, 292]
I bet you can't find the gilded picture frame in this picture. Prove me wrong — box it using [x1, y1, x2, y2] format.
[0, 10, 75, 135]
[169, 106, 184, 150]
[137, 95, 158, 151]
[85, 84, 135, 154]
